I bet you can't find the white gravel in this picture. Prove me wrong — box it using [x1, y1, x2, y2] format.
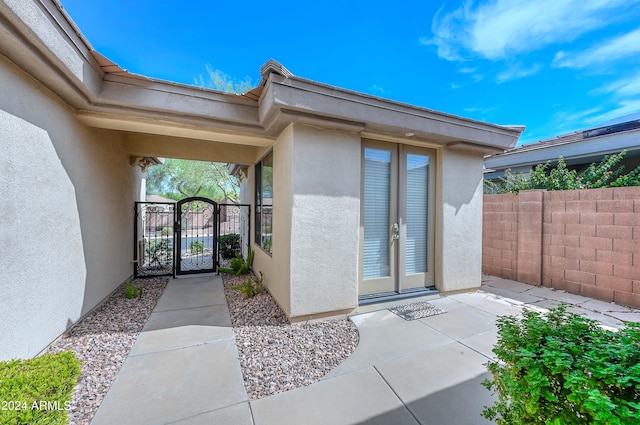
[47, 276, 169, 425]
[46, 273, 359, 424]
[223, 274, 360, 400]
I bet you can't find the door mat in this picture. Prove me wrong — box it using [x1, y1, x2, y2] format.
[388, 301, 446, 321]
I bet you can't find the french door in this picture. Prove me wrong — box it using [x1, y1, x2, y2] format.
[359, 140, 435, 296]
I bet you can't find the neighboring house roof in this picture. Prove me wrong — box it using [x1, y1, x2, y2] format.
[484, 116, 640, 176]
[145, 195, 176, 203]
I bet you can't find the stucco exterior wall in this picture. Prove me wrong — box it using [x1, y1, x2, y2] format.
[249, 124, 360, 319]
[437, 148, 485, 291]
[251, 126, 294, 317]
[288, 125, 360, 317]
[0, 54, 141, 360]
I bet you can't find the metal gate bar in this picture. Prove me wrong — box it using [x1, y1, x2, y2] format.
[217, 204, 251, 267]
[133, 200, 252, 278]
[133, 202, 175, 278]
[175, 197, 217, 275]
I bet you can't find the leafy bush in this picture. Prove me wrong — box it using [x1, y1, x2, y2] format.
[0, 351, 81, 425]
[486, 150, 640, 194]
[189, 240, 204, 254]
[160, 226, 172, 236]
[219, 233, 241, 259]
[231, 271, 264, 298]
[125, 279, 143, 299]
[145, 239, 171, 267]
[483, 305, 640, 424]
[218, 246, 254, 275]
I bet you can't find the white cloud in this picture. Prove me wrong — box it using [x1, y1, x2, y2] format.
[496, 64, 541, 83]
[552, 106, 604, 123]
[586, 100, 640, 124]
[427, 0, 627, 61]
[553, 27, 640, 68]
[463, 105, 498, 114]
[594, 72, 640, 97]
[370, 85, 385, 95]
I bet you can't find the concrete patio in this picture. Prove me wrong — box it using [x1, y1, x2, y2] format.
[90, 275, 640, 425]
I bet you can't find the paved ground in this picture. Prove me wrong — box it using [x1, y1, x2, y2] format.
[90, 275, 640, 425]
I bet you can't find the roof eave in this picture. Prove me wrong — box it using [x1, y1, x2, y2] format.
[257, 71, 523, 151]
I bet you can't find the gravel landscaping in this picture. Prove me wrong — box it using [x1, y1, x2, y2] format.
[44, 272, 359, 423]
[47, 276, 169, 425]
[223, 273, 360, 400]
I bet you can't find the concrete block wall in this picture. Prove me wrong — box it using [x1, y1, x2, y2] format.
[482, 187, 640, 308]
[482, 194, 519, 280]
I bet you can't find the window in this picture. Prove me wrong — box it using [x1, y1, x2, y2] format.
[255, 152, 273, 254]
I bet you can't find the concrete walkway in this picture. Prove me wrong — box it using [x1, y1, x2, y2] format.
[91, 275, 640, 425]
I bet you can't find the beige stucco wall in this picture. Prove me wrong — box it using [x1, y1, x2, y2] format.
[250, 124, 360, 319]
[437, 148, 485, 291]
[288, 125, 360, 317]
[0, 54, 141, 360]
[251, 127, 294, 316]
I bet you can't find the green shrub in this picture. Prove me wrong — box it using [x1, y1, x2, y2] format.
[231, 271, 264, 298]
[160, 226, 173, 236]
[125, 279, 143, 299]
[189, 240, 204, 254]
[218, 246, 253, 275]
[145, 239, 171, 267]
[483, 305, 640, 424]
[486, 150, 640, 194]
[219, 233, 241, 259]
[0, 351, 81, 425]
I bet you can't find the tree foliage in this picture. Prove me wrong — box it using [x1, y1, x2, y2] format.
[146, 159, 239, 201]
[194, 66, 255, 94]
[485, 150, 640, 194]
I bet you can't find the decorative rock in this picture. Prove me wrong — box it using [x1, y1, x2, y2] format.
[223, 274, 359, 400]
[47, 276, 169, 425]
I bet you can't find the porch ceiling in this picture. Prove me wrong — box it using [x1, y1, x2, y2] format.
[122, 133, 259, 164]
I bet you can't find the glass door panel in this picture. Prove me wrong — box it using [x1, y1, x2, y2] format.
[360, 141, 435, 297]
[360, 142, 397, 295]
[401, 149, 434, 289]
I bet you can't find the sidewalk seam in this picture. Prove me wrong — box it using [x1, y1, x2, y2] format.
[152, 303, 228, 314]
[372, 365, 424, 425]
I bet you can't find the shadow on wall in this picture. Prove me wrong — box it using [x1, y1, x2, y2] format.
[0, 108, 87, 360]
[3, 54, 141, 337]
[443, 150, 485, 215]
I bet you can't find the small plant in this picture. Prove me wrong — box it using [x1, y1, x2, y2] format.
[482, 305, 640, 424]
[125, 279, 143, 299]
[219, 246, 254, 275]
[0, 351, 81, 425]
[155, 225, 164, 231]
[160, 226, 172, 236]
[219, 233, 241, 259]
[231, 271, 264, 298]
[145, 239, 171, 267]
[189, 240, 204, 254]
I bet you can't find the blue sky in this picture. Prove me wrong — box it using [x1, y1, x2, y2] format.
[60, 0, 640, 144]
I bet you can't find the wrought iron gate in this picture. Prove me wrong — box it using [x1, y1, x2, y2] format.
[134, 202, 175, 278]
[175, 197, 216, 275]
[134, 199, 250, 278]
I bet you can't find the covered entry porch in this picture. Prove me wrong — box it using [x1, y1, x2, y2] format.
[0, 0, 522, 359]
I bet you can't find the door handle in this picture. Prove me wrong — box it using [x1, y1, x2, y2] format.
[392, 223, 400, 240]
